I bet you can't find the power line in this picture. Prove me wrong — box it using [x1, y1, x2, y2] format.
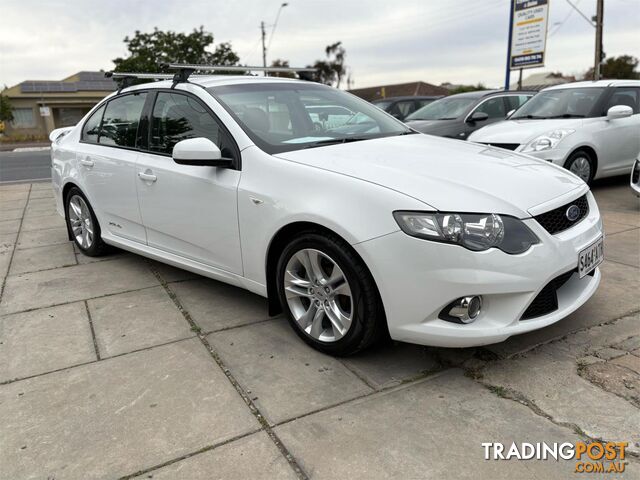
[564, 0, 596, 27]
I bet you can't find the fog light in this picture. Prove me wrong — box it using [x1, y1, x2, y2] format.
[439, 296, 482, 324]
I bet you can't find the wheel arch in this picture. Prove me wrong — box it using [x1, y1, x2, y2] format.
[264, 221, 385, 319]
[61, 181, 83, 241]
[566, 145, 598, 178]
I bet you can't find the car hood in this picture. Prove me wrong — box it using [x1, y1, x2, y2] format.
[405, 119, 458, 134]
[468, 118, 584, 144]
[274, 134, 585, 218]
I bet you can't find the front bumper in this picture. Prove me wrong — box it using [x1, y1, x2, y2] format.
[354, 192, 603, 348]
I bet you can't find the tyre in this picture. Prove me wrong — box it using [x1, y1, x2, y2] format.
[276, 230, 386, 356]
[564, 150, 595, 185]
[65, 187, 109, 257]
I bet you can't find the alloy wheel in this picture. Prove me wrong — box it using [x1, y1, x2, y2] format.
[569, 156, 591, 183]
[283, 248, 353, 342]
[68, 195, 94, 249]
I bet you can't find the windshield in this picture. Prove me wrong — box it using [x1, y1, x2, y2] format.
[208, 83, 412, 154]
[372, 100, 392, 110]
[511, 87, 606, 119]
[405, 96, 476, 121]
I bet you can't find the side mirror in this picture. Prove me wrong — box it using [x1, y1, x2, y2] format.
[172, 138, 233, 167]
[468, 111, 489, 123]
[607, 105, 633, 120]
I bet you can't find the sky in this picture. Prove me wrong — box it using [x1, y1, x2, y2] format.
[1, 0, 639, 89]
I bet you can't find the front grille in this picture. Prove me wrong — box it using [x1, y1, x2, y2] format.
[632, 162, 640, 184]
[480, 142, 520, 151]
[534, 195, 589, 235]
[521, 270, 576, 320]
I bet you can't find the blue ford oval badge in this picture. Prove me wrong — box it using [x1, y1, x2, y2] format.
[566, 205, 580, 222]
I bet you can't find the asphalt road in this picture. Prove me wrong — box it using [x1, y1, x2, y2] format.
[0, 150, 51, 183]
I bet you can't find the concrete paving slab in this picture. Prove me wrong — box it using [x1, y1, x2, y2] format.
[0, 302, 95, 382]
[26, 196, 53, 208]
[208, 319, 372, 424]
[0, 339, 259, 480]
[342, 342, 441, 389]
[487, 261, 640, 358]
[0, 199, 27, 211]
[0, 208, 24, 221]
[0, 183, 30, 192]
[16, 226, 69, 249]
[0, 250, 11, 280]
[605, 228, 640, 268]
[28, 189, 54, 199]
[170, 278, 269, 332]
[601, 210, 640, 228]
[603, 217, 637, 235]
[24, 203, 59, 218]
[20, 213, 65, 232]
[88, 286, 193, 357]
[593, 183, 640, 214]
[0, 190, 29, 202]
[131, 431, 297, 480]
[0, 256, 160, 315]
[29, 182, 52, 191]
[73, 242, 128, 264]
[482, 317, 640, 454]
[275, 370, 589, 479]
[0, 218, 21, 234]
[611, 353, 640, 374]
[9, 242, 77, 275]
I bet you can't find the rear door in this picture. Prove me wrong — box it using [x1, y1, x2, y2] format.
[76, 92, 148, 243]
[135, 90, 243, 273]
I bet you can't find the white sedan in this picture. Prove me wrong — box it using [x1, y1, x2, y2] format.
[51, 70, 603, 355]
[468, 80, 640, 184]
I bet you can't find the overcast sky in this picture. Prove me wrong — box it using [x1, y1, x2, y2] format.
[1, 0, 639, 89]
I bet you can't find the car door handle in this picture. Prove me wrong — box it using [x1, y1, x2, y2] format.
[138, 171, 157, 182]
[80, 158, 94, 167]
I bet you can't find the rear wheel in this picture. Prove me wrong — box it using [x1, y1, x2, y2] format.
[565, 150, 595, 185]
[65, 187, 108, 256]
[276, 231, 385, 356]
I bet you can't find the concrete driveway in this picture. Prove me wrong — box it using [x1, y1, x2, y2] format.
[1, 179, 638, 479]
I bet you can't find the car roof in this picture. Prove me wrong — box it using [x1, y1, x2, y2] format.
[372, 95, 443, 102]
[121, 74, 309, 94]
[543, 79, 640, 91]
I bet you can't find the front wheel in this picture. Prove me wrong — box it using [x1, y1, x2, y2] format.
[565, 150, 595, 185]
[276, 231, 386, 356]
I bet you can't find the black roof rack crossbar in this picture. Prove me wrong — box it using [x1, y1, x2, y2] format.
[164, 63, 318, 83]
[105, 72, 175, 93]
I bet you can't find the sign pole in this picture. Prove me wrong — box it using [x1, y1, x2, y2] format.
[504, 0, 515, 91]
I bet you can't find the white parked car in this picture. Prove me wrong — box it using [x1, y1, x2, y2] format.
[50, 68, 604, 356]
[468, 80, 640, 184]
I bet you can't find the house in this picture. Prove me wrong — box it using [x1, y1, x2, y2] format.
[1, 72, 116, 138]
[348, 81, 449, 102]
[512, 72, 576, 91]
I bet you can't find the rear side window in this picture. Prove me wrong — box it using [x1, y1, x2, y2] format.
[149, 92, 235, 158]
[606, 88, 640, 114]
[81, 105, 105, 143]
[99, 93, 147, 148]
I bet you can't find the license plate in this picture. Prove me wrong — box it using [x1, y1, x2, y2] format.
[578, 236, 604, 278]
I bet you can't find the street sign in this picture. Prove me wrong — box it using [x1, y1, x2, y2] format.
[510, 0, 550, 69]
[39, 106, 51, 117]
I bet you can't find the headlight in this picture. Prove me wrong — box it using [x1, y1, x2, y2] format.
[521, 129, 575, 153]
[393, 211, 539, 254]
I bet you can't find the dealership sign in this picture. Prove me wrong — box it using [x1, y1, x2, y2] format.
[510, 0, 549, 69]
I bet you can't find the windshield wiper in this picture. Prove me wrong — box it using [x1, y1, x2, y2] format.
[437, 117, 457, 120]
[303, 136, 371, 149]
[512, 114, 548, 119]
[547, 114, 585, 119]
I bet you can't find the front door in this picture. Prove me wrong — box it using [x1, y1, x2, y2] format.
[135, 90, 243, 274]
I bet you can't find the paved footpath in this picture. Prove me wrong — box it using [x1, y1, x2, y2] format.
[0, 180, 638, 479]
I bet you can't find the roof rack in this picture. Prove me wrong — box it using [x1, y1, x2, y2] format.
[105, 71, 176, 93]
[165, 63, 317, 85]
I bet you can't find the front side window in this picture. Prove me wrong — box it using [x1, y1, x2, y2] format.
[405, 97, 476, 121]
[208, 83, 411, 154]
[99, 92, 147, 148]
[81, 105, 105, 143]
[605, 88, 639, 114]
[506, 95, 532, 111]
[149, 92, 235, 158]
[511, 88, 605, 119]
[473, 97, 506, 119]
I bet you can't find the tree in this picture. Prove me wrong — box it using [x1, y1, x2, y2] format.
[0, 90, 13, 123]
[447, 83, 487, 94]
[308, 42, 347, 88]
[585, 55, 639, 80]
[269, 59, 295, 78]
[112, 27, 240, 73]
